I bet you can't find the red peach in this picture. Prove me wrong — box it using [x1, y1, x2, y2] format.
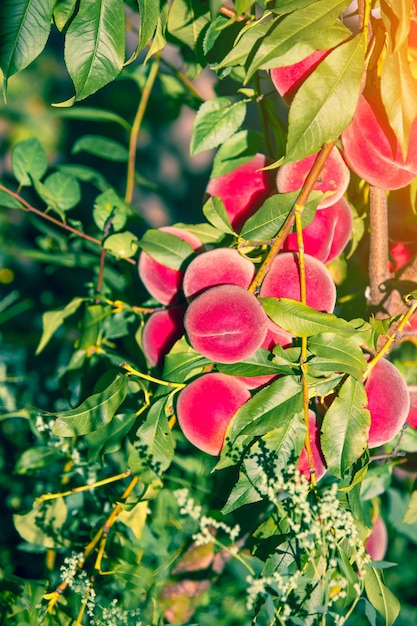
[341, 93, 417, 190]
[261, 317, 293, 351]
[138, 226, 202, 305]
[234, 374, 279, 389]
[176, 372, 251, 455]
[259, 252, 337, 314]
[297, 410, 327, 482]
[366, 516, 388, 561]
[206, 154, 276, 231]
[270, 49, 331, 104]
[406, 386, 417, 429]
[365, 358, 410, 448]
[281, 197, 353, 264]
[276, 146, 350, 210]
[388, 241, 414, 272]
[183, 248, 256, 300]
[184, 284, 268, 364]
[142, 304, 186, 367]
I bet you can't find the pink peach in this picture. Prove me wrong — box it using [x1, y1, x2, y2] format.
[366, 516, 388, 561]
[270, 49, 331, 104]
[176, 372, 251, 455]
[142, 305, 186, 367]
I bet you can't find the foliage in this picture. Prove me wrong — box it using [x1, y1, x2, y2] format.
[1, 1, 417, 625]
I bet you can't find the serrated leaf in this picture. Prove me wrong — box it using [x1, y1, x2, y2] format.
[364, 567, 401, 626]
[202, 196, 234, 234]
[245, 0, 351, 78]
[53, 0, 78, 31]
[285, 33, 366, 162]
[240, 191, 321, 241]
[71, 135, 129, 161]
[11, 138, 48, 186]
[36, 297, 84, 355]
[138, 0, 160, 52]
[380, 40, 417, 158]
[103, 232, 139, 259]
[321, 375, 370, 478]
[64, 0, 125, 101]
[190, 97, 247, 155]
[128, 397, 175, 482]
[308, 333, 367, 380]
[217, 348, 287, 377]
[0, 0, 54, 90]
[52, 373, 128, 437]
[138, 229, 198, 270]
[261, 298, 357, 338]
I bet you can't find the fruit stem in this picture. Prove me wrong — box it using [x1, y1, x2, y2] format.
[125, 57, 160, 204]
[120, 361, 186, 389]
[364, 297, 417, 379]
[248, 141, 336, 294]
[36, 469, 133, 503]
[368, 186, 390, 314]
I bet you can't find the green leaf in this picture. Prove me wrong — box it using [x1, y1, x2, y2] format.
[245, 0, 351, 78]
[41, 171, 81, 212]
[52, 372, 128, 437]
[53, 106, 131, 131]
[321, 375, 370, 478]
[308, 333, 367, 380]
[15, 447, 65, 474]
[360, 464, 392, 501]
[71, 135, 129, 161]
[0, 188, 23, 209]
[11, 138, 48, 186]
[128, 397, 175, 483]
[0, 0, 54, 90]
[138, 229, 198, 270]
[364, 567, 401, 626]
[93, 188, 131, 232]
[103, 231, 139, 259]
[85, 412, 138, 462]
[64, 0, 125, 101]
[13, 498, 68, 549]
[380, 39, 417, 158]
[217, 348, 287, 377]
[210, 129, 265, 178]
[57, 164, 111, 191]
[202, 196, 235, 234]
[190, 97, 247, 155]
[166, 0, 209, 51]
[137, 0, 160, 52]
[240, 191, 321, 241]
[403, 490, 417, 525]
[36, 297, 84, 355]
[285, 33, 366, 162]
[53, 0, 78, 31]
[261, 298, 358, 338]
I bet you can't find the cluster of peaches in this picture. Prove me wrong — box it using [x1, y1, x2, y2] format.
[137, 45, 415, 489]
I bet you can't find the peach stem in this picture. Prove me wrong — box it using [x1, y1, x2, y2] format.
[248, 141, 336, 294]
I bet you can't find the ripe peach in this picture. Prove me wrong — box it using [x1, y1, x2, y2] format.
[183, 248, 256, 300]
[388, 241, 414, 272]
[235, 374, 278, 389]
[142, 304, 186, 367]
[281, 197, 353, 264]
[259, 252, 337, 314]
[276, 146, 350, 210]
[297, 410, 327, 482]
[341, 93, 417, 190]
[365, 358, 410, 448]
[406, 386, 417, 429]
[261, 318, 293, 351]
[184, 284, 268, 364]
[205, 154, 276, 231]
[270, 49, 330, 104]
[138, 226, 202, 305]
[365, 516, 388, 561]
[176, 372, 251, 455]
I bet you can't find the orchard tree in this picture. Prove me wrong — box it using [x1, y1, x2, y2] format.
[1, 1, 417, 624]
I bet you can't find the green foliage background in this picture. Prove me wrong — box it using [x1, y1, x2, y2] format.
[1, 1, 417, 625]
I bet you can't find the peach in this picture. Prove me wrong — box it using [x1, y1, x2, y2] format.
[406, 386, 417, 429]
[365, 358, 410, 448]
[235, 374, 279, 389]
[183, 248, 256, 300]
[205, 154, 276, 231]
[261, 317, 293, 351]
[184, 284, 268, 364]
[365, 516, 388, 561]
[142, 304, 186, 367]
[270, 49, 330, 104]
[276, 146, 350, 210]
[259, 252, 337, 313]
[281, 197, 353, 264]
[176, 372, 251, 455]
[297, 410, 326, 482]
[138, 226, 202, 305]
[388, 241, 414, 272]
[341, 93, 417, 190]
